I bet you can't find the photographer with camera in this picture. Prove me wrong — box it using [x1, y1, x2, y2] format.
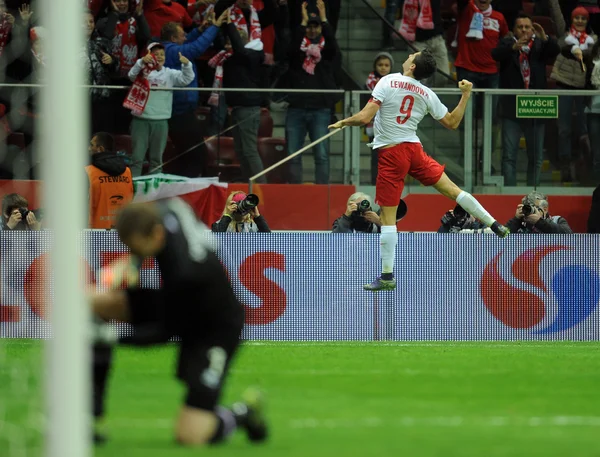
[1, 193, 41, 231]
[332, 192, 381, 233]
[506, 191, 573, 234]
[212, 191, 271, 233]
[438, 204, 486, 233]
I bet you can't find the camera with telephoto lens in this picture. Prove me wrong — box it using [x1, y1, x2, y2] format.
[235, 194, 259, 216]
[352, 199, 371, 217]
[18, 208, 42, 221]
[521, 204, 537, 217]
[441, 204, 468, 227]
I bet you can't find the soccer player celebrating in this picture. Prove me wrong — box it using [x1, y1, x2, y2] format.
[329, 49, 509, 292]
[90, 198, 267, 446]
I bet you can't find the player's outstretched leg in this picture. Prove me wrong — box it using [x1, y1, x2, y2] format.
[433, 173, 510, 238]
[364, 205, 398, 292]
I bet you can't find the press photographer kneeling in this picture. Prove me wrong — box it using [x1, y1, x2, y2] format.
[506, 192, 573, 234]
[212, 191, 271, 233]
[332, 193, 381, 233]
[438, 204, 485, 233]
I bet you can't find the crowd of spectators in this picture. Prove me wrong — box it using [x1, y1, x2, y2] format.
[0, 0, 600, 188]
[0, 0, 343, 184]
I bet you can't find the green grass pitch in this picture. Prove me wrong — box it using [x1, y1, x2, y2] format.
[2, 340, 600, 457]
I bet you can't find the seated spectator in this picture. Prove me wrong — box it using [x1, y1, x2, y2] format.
[505, 191, 573, 233]
[550, 6, 596, 182]
[585, 40, 600, 183]
[86, 132, 134, 229]
[96, 0, 151, 133]
[1, 193, 41, 231]
[282, 0, 341, 184]
[85, 10, 120, 134]
[144, 0, 193, 38]
[212, 191, 271, 232]
[126, 42, 195, 176]
[332, 192, 381, 233]
[588, 182, 600, 233]
[492, 14, 560, 186]
[222, 7, 266, 182]
[161, 16, 224, 176]
[365, 51, 393, 184]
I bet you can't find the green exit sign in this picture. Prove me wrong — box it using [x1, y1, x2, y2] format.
[516, 95, 559, 118]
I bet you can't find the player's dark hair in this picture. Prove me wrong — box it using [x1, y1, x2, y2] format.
[115, 203, 162, 242]
[2, 193, 28, 218]
[93, 132, 114, 153]
[160, 22, 181, 42]
[412, 49, 437, 81]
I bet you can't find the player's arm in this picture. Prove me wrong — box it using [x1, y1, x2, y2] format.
[328, 100, 380, 129]
[437, 80, 473, 130]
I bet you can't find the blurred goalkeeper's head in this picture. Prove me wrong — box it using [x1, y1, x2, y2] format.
[115, 202, 166, 257]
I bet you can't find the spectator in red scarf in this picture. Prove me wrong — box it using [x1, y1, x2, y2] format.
[550, 5, 597, 182]
[492, 14, 560, 186]
[398, 0, 450, 87]
[144, 0, 193, 38]
[455, 0, 508, 90]
[382, 0, 404, 49]
[221, 6, 266, 182]
[283, 0, 340, 184]
[96, 0, 151, 134]
[127, 43, 194, 176]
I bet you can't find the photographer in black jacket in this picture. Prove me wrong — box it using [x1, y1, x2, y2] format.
[437, 204, 486, 233]
[332, 192, 381, 233]
[506, 191, 573, 234]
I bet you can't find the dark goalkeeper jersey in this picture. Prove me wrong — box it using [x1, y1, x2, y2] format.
[150, 198, 244, 336]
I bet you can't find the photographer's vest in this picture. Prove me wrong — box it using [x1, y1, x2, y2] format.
[85, 165, 134, 229]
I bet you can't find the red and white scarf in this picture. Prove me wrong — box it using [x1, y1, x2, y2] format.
[230, 4, 263, 51]
[0, 18, 12, 59]
[465, 1, 493, 40]
[565, 26, 595, 51]
[516, 36, 535, 89]
[123, 56, 159, 116]
[112, 17, 140, 78]
[300, 36, 325, 75]
[207, 49, 233, 106]
[398, 0, 434, 42]
[365, 71, 380, 91]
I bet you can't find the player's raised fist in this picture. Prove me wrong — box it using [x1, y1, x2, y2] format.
[458, 79, 473, 94]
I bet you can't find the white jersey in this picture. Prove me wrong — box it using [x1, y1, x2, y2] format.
[369, 73, 448, 149]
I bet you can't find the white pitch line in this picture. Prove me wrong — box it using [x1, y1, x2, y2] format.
[109, 416, 600, 430]
[243, 342, 598, 348]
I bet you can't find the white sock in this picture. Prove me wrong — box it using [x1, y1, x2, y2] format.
[456, 191, 495, 227]
[380, 225, 398, 275]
